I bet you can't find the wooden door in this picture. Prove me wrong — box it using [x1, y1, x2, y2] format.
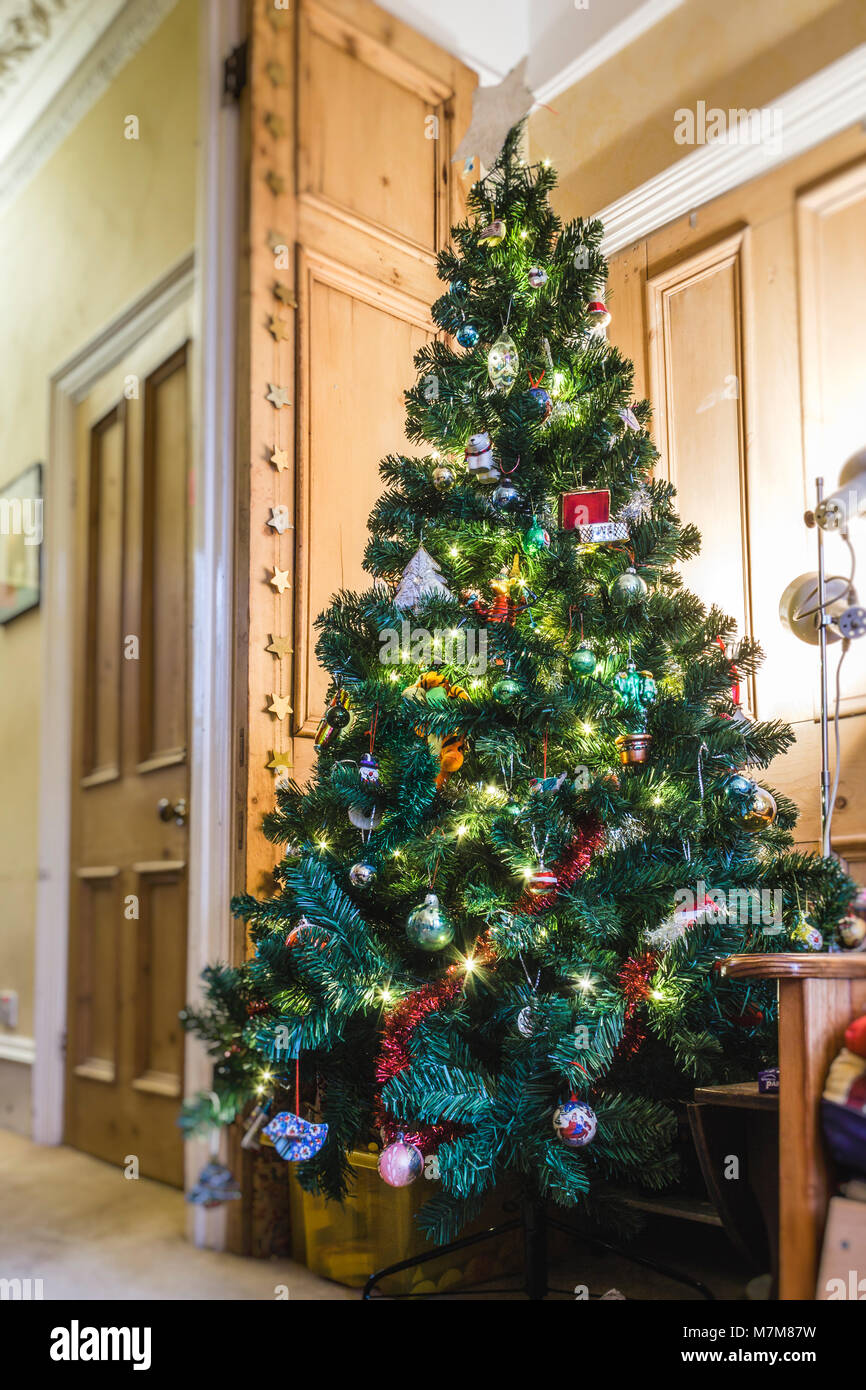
[66, 304, 193, 1186]
[237, 0, 477, 897]
[604, 122, 866, 867]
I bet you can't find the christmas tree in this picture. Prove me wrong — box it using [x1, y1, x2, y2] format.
[183, 128, 852, 1243]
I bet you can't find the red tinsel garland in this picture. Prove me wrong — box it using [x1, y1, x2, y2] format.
[615, 950, 658, 1057]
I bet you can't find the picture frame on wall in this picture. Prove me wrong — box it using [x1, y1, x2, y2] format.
[0, 462, 42, 624]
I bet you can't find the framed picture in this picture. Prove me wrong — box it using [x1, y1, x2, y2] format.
[0, 462, 42, 624]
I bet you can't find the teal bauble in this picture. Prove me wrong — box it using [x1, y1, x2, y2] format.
[493, 676, 521, 703]
[569, 647, 596, 676]
[456, 322, 479, 348]
[522, 516, 550, 556]
[450, 279, 468, 299]
[726, 774, 755, 799]
[406, 892, 454, 951]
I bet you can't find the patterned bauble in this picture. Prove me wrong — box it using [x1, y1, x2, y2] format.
[378, 1135, 424, 1187]
[517, 1005, 535, 1037]
[348, 803, 383, 831]
[611, 567, 648, 604]
[492, 676, 521, 703]
[432, 464, 455, 490]
[527, 386, 552, 421]
[527, 866, 558, 896]
[406, 892, 454, 951]
[479, 218, 506, 247]
[487, 330, 519, 393]
[522, 516, 551, 555]
[569, 647, 596, 676]
[528, 266, 548, 288]
[791, 914, 823, 951]
[838, 915, 866, 951]
[553, 1096, 598, 1147]
[456, 322, 479, 348]
[491, 479, 520, 509]
[349, 861, 376, 888]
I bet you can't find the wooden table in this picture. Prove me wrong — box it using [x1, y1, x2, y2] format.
[718, 954, 866, 1300]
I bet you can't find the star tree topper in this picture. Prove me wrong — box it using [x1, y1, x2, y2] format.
[452, 59, 535, 174]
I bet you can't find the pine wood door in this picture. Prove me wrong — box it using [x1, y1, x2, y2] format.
[238, 0, 477, 897]
[65, 305, 193, 1186]
[605, 123, 866, 870]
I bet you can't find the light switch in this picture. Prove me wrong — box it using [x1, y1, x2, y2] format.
[0, 991, 18, 1028]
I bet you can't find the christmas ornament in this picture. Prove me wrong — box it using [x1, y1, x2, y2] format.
[432, 463, 455, 489]
[586, 300, 611, 330]
[611, 567, 648, 604]
[449, 279, 468, 299]
[393, 545, 451, 612]
[268, 693, 292, 720]
[527, 866, 558, 896]
[266, 382, 290, 409]
[553, 1096, 597, 1148]
[359, 752, 380, 783]
[561, 488, 629, 543]
[187, 1161, 242, 1207]
[478, 218, 507, 246]
[526, 371, 552, 422]
[727, 779, 777, 830]
[487, 330, 519, 393]
[348, 802, 383, 832]
[270, 566, 291, 593]
[263, 1110, 329, 1161]
[791, 916, 823, 950]
[403, 671, 470, 788]
[517, 1005, 535, 1037]
[515, 819, 603, 914]
[492, 675, 520, 703]
[522, 515, 550, 555]
[838, 915, 866, 951]
[491, 478, 520, 509]
[314, 687, 351, 747]
[569, 647, 596, 676]
[406, 892, 454, 951]
[845, 1014, 866, 1058]
[349, 861, 376, 887]
[267, 634, 293, 658]
[456, 321, 479, 348]
[527, 266, 548, 288]
[646, 892, 726, 949]
[614, 662, 656, 725]
[268, 504, 291, 534]
[726, 774, 754, 798]
[451, 57, 533, 173]
[464, 431, 500, 483]
[378, 1135, 424, 1187]
[615, 732, 652, 767]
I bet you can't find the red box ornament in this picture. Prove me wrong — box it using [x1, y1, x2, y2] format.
[560, 489, 629, 543]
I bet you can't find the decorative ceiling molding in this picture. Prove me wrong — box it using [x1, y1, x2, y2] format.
[0, 0, 179, 218]
[533, 0, 685, 106]
[596, 43, 866, 256]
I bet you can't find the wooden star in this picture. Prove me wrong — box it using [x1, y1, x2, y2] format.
[266, 382, 290, 409]
[267, 635, 293, 659]
[273, 282, 297, 307]
[267, 750, 293, 773]
[268, 313, 290, 341]
[265, 170, 286, 196]
[270, 447, 289, 471]
[267, 229, 287, 254]
[268, 8, 291, 31]
[268, 504, 291, 534]
[270, 566, 291, 594]
[265, 112, 286, 139]
[451, 58, 534, 173]
[268, 694, 293, 720]
[266, 61, 287, 87]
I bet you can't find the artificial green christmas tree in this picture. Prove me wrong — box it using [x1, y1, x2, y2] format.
[183, 127, 852, 1244]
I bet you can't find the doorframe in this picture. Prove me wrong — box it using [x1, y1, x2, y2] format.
[33, 0, 241, 1256]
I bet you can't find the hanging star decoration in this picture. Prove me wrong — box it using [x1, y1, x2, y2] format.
[265, 112, 286, 140]
[267, 230, 287, 254]
[267, 635, 293, 658]
[268, 694, 293, 720]
[267, 750, 293, 773]
[270, 447, 289, 471]
[268, 504, 291, 534]
[268, 313, 290, 341]
[270, 566, 291, 594]
[451, 58, 535, 174]
[266, 171, 286, 196]
[266, 383, 290, 409]
[273, 282, 297, 307]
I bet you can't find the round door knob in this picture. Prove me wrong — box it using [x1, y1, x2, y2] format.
[157, 797, 188, 826]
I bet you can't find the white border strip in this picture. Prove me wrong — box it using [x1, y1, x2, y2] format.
[0, 1035, 36, 1066]
[534, 0, 685, 107]
[596, 43, 866, 255]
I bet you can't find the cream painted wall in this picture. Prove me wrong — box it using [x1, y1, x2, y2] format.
[530, 0, 866, 217]
[0, 0, 197, 1128]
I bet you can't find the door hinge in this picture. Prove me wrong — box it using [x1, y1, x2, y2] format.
[223, 40, 248, 103]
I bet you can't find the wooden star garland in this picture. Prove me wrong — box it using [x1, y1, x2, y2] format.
[266, 383, 290, 409]
[270, 447, 289, 471]
[267, 750, 293, 773]
[273, 282, 297, 307]
[267, 635, 293, 659]
[268, 694, 293, 720]
[265, 171, 287, 196]
[268, 313, 290, 341]
[270, 566, 291, 594]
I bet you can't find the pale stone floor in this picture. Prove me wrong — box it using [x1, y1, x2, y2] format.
[0, 1128, 756, 1301]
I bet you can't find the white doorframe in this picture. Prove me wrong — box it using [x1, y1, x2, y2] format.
[33, 0, 240, 1253]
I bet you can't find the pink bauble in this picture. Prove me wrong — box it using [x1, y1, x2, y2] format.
[378, 1137, 423, 1187]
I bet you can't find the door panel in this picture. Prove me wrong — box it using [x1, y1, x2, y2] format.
[66, 307, 192, 1185]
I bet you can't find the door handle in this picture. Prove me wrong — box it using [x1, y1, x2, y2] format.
[157, 797, 188, 827]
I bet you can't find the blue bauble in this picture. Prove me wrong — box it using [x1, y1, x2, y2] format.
[553, 1098, 597, 1148]
[527, 387, 552, 422]
[456, 322, 479, 348]
[450, 279, 468, 299]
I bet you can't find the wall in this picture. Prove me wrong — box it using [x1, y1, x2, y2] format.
[530, 0, 866, 217]
[0, 0, 197, 1133]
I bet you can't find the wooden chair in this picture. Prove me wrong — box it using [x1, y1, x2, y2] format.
[718, 954, 866, 1300]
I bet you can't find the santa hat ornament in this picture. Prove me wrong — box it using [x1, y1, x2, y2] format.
[586, 300, 611, 332]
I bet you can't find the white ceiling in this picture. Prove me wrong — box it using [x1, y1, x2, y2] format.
[375, 0, 684, 99]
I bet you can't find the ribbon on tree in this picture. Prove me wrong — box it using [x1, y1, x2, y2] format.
[615, 950, 658, 1057]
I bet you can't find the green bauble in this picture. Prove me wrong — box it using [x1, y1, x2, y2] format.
[569, 647, 596, 676]
[522, 516, 550, 556]
[611, 567, 648, 604]
[493, 676, 521, 703]
[406, 892, 454, 951]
